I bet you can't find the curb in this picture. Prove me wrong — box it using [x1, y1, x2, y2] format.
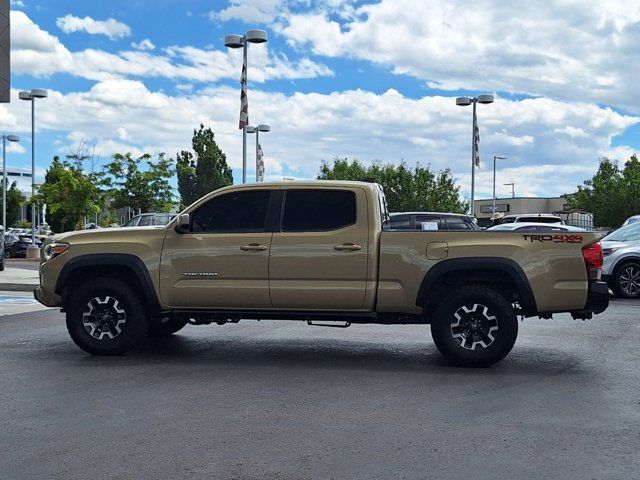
[0, 284, 36, 292]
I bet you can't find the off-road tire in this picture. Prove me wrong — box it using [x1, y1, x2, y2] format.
[612, 261, 640, 299]
[430, 285, 518, 367]
[147, 318, 188, 337]
[66, 277, 148, 355]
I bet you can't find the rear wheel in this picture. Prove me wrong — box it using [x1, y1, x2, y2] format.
[66, 278, 148, 355]
[147, 318, 188, 337]
[430, 285, 518, 367]
[0, 253, 4, 271]
[612, 262, 640, 298]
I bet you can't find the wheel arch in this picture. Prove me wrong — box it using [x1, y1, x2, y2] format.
[416, 257, 537, 316]
[55, 253, 161, 313]
[611, 255, 640, 277]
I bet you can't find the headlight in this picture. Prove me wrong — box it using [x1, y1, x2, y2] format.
[602, 247, 618, 256]
[43, 242, 69, 261]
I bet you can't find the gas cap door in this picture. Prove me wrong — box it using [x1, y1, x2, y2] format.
[427, 242, 449, 260]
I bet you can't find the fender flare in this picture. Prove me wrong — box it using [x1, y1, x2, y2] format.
[415, 257, 537, 315]
[55, 253, 161, 312]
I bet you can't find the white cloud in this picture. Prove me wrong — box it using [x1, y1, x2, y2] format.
[56, 14, 131, 40]
[0, 82, 636, 197]
[10, 0, 25, 7]
[11, 11, 333, 83]
[211, 0, 358, 24]
[279, 0, 640, 113]
[212, 0, 284, 23]
[131, 39, 155, 51]
[6, 142, 25, 154]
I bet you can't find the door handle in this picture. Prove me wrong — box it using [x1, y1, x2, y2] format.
[334, 243, 362, 251]
[240, 243, 268, 251]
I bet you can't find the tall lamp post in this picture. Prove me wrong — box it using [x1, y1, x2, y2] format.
[246, 124, 270, 182]
[2, 134, 20, 229]
[492, 155, 506, 214]
[19, 88, 47, 254]
[225, 29, 268, 184]
[504, 182, 515, 198]
[456, 94, 494, 216]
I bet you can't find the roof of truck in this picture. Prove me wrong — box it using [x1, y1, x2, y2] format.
[214, 180, 381, 190]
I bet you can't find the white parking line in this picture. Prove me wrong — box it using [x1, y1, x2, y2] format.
[0, 292, 52, 317]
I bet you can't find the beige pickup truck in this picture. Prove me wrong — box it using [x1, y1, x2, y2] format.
[35, 181, 609, 366]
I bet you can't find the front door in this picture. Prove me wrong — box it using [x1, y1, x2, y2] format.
[160, 189, 274, 309]
[269, 187, 369, 310]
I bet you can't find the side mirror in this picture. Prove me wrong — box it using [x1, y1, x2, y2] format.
[174, 213, 190, 234]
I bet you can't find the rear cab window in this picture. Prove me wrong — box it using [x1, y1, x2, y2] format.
[414, 214, 445, 230]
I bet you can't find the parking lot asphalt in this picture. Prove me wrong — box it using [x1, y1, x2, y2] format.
[0, 300, 638, 480]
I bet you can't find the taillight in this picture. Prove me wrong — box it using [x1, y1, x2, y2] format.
[582, 242, 603, 282]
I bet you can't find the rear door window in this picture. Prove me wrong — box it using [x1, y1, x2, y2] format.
[282, 189, 356, 232]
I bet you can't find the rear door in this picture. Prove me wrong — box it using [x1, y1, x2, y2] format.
[268, 187, 369, 310]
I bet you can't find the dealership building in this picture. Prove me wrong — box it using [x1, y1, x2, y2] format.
[3, 166, 45, 224]
[472, 196, 593, 229]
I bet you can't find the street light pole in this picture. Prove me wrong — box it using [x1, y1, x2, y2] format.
[504, 182, 515, 198]
[225, 29, 268, 184]
[19, 88, 47, 252]
[242, 40, 247, 184]
[492, 155, 506, 213]
[471, 99, 476, 216]
[2, 134, 20, 229]
[456, 94, 494, 216]
[246, 124, 270, 182]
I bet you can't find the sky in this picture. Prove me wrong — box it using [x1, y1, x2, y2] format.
[2, 0, 640, 200]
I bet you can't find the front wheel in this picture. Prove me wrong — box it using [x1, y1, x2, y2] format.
[430, 285, 518, 367]
[66, 278, 148, 355]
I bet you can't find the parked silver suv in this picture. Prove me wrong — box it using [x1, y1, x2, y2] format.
[602, 223, 640, 298]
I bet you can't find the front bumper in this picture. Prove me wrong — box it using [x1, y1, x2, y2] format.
[34, 285, 62, 307]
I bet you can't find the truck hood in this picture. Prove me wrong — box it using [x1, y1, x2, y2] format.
[52, 226, 168, 244]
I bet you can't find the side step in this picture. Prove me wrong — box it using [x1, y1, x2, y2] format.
[307, 320, 351, 328]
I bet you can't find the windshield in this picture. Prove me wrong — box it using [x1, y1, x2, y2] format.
[603, 223, 640, 242]
[123, 216, 139, 227]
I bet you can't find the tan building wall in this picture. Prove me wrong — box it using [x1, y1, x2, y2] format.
[474, 197, 569, 220]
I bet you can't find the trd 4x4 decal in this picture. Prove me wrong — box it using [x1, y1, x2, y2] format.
[522, 234, 584, 244]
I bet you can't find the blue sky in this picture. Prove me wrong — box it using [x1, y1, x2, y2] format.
[3, 0, 639, 199]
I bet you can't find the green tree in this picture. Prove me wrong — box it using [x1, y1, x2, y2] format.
[567, 155, 640, 227]
[104, 152, 175, 213]
[318, 157, 467, 213]
[35, 157, 103, 232]
[175, 124, 233, 206]
[1, 180, 25, 227]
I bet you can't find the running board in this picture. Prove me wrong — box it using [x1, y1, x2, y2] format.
[307, 320, 351, 328]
